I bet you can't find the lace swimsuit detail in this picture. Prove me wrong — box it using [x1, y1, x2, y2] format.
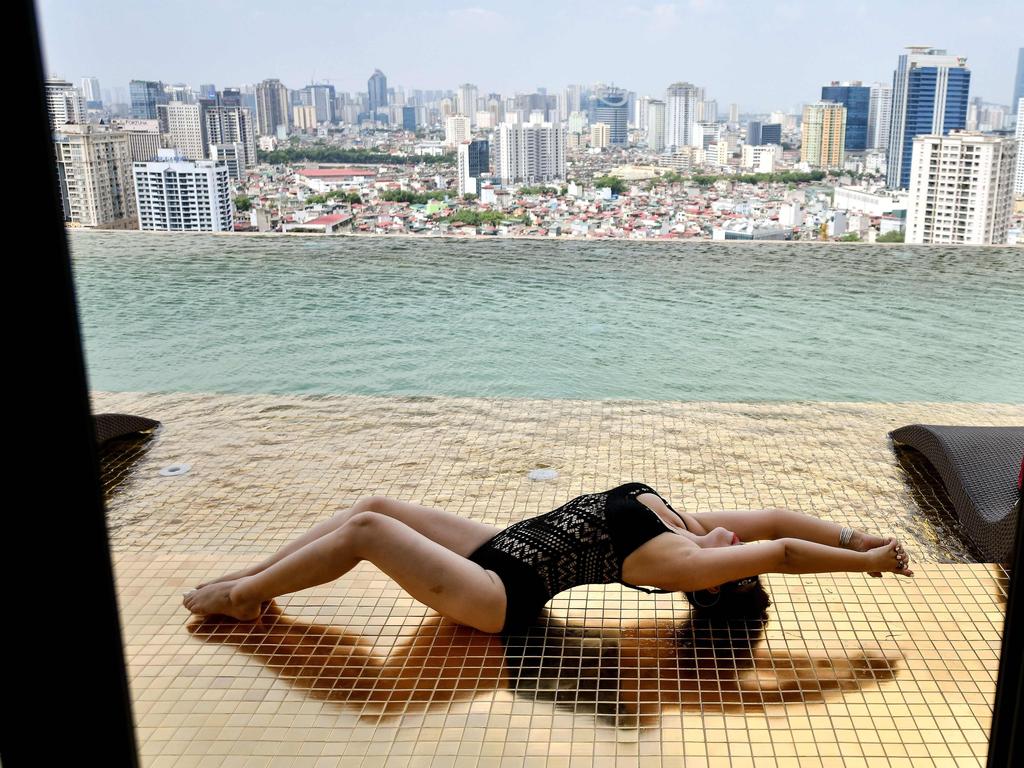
[466, 482, 690, 632]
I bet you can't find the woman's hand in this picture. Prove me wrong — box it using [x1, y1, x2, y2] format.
[698, 526, 739, 549]
[868, 539, 914, 578]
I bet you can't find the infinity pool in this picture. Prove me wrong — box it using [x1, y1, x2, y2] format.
[70, 232, 1023, 403]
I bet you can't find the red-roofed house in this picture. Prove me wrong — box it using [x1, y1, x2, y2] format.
[281, 213, 352, 234]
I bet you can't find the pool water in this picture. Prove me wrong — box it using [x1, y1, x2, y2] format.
[70, 232, 1023, 403]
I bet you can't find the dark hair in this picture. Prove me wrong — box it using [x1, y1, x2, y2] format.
[684, 575, 771, 620]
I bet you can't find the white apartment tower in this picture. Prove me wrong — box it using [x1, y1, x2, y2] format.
[867, 82, 893, 151]
[53, 123, 136, 228]
[445, 115, 471, 146]
[496, 121, 567, 185]
[633, 96, 651, 131]
[133, 149, 233, 232]
[590, 122, 610, 149]
[210, 143, 246, 181]
[647, 100, 666, 151]
[457, 84, 479, 126]
[165, 101, 207, 160]
[45, 77, 85, 129]
[1015, 98, 1024, 196]
[665, 82, 698, 149]
[906, 132, 1016, 245]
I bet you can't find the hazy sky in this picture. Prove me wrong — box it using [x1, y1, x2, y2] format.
[36, 0, 1023, 112]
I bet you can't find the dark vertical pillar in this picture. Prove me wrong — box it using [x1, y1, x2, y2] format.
[14, 0, 139, 763]
[987, 492, 1022, 768]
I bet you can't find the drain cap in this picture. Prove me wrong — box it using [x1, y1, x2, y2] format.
[159, 463, 192, 477]
[528, 468, 558, 481]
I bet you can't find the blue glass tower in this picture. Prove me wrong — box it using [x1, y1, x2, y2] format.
[592, 87, 629, 146]
[886, 47, 970, 190]
[402, 106, 417, 131]
[821, 83, 870, 152]
[760, 123, 782, 145]
[130, 80, 163, 119]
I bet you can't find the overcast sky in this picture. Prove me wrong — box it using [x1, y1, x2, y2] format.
[36, 0, 1023, 113]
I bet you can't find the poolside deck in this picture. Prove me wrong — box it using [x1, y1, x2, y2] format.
[94, 391, 1020, 768]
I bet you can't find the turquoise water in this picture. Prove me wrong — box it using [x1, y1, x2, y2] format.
[70, 232, 1023, 403]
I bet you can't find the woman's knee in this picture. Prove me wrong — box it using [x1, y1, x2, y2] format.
[351, 495, 392, 514]
[337, 510, 387, 553]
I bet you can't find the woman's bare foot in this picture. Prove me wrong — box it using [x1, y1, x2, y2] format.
[196, 566, 262, 591]
[868, 539, 914, 578]
[182, 578, 265, 620]
[849, 530, 888, 577]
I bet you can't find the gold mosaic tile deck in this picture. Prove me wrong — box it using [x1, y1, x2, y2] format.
[92, 391, 1021, 768]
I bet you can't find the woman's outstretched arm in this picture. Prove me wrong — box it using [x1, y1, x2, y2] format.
[684, 507, 882, 550]
[674, 537, 912, 592]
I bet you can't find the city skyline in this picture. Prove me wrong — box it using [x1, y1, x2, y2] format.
[36, 0, 1023, 113]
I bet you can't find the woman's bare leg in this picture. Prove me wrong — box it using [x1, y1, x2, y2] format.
[196, 496, 501, 589]
[184, 511, 507, 632]
[195, 500, 372, 588]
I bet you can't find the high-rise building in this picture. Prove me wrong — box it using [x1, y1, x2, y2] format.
[633, 95, 651, 131]
[130, 80, 164, 119]
[801, 101, 847, 168]
[564, 85, 582, 114]
[906, 132, 1016, 244]
[496, 121, 567, 184]
[821, 81, 870, 152]
[746, 121, 762, 146]
[209, 142, 246, 181]
[165, 101, 207, 160]
[697, 99, 718, 122]
[591, 86, 629, 146]
[728, 103, 739, 123]
[567, 111, 588, 134]
[867, 82, 893, 151]
[292, 105, 317, 133]
[80, 76, 102, 108]
[445, 115, 471, 146]
[1014, 98, 1024, 197]
[256, 79, 290, 136]
[219, 88, 242, 107]
[691, 121, 720, 150]
[665, 82, 698, 149]
[1013, 48, 1024, 110]
[133, 149, 232, 232]
[200, 84, 217, 100]
[760, 123, 782, 145]
[53, 123, 136, 228]
[204, 104, 257, 168]
[305, 84, 337, 123]
[457, 84, 479, 125]
[45, 77, 85, 129]
[886, 46, 971, 189]
[111, 119, 163, 162]
[457, 139, 489, 195]
[647, 100, 666, 151]
[402, 106, 417, 131]
[368, 69, 388, 116]
[590, 122, 610, 149]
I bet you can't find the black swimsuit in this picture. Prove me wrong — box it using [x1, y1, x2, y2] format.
[466, 482, 692, 632]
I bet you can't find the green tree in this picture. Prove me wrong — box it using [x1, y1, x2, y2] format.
[234, 195, 252, 212]
[593, 175, 626, 195]
[876, 230, 905, 243]
[839, 232, 861, 242]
